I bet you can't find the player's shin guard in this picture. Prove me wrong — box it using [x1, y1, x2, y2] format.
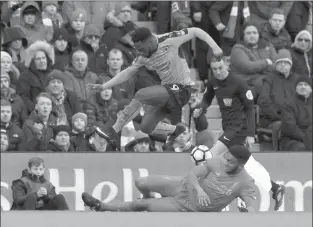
[113, 99, 142, 133]
[151, 122, 176, 135]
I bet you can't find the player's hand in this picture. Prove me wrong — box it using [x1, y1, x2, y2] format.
[246, 136, 255, 149]
[212, 46, 223, 58]
[197, 189, 211, 206]
[216, 23, 226, 31]
[86, 84, 104, 93]
[237, 202, 249, 212]
[193, 12, 202, 22]
[193, 108, 203, 118]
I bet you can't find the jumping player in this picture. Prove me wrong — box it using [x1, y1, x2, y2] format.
[82, 145, 257, 212]
[193, 57, 285, 210]
[86, 27, 223, 143]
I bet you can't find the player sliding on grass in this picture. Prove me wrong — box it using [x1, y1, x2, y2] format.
[193, 57, 285, 210]
[82, 145, 257, 212]
[86, 27, 223, 144]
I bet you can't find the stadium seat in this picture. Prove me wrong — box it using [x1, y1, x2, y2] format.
[254, 105, 281, 151]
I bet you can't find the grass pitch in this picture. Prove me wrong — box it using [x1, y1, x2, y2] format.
[1, 211, 312, 227]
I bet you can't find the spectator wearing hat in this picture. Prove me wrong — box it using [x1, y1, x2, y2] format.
[0, 99, 25, 152]
[1, 129, 9, 152]
[46, 125, 75, 152]
[1, 27, 28, 71]
[101, 2, 138, 65]
[63, 49, 99, 105]
[63, 8, 87, 47]
[71, 112, 90, 152]
[230, 22, 277, 98]
[125, 131, 152, 152]
[15, 1, 53, 45]
[45, 70, 82, 126]
[1, 51, 20, 89]
[17, 41, 55, 114]
[100, 48, 136, 101]
[86, 126, 118, 152]
[1, 70, 27, 128]
[257, 49, 300, 130]
[280, 76, 312, 151]
[41, 1, 63, 31]
[80, 24, 109, 75]
[259, 8, 291, 52]
[290, 30, 312, 78]
[22, 92, 57, 151]
[52, 28, 72, 71]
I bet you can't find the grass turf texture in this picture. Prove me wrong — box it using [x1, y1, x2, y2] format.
[1, 212, 312, 227]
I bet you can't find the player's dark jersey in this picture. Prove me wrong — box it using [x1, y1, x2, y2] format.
[175, 157, 257, 212]
[201, 72, 255, 136]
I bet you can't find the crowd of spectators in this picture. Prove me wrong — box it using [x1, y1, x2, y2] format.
[0, 1, 312, 152]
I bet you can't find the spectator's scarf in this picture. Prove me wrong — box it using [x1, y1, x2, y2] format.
[223, 1, 250, 39]
[51, 90, 68, 125]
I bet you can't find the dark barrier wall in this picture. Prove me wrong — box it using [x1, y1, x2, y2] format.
[1, 153, 312, 212]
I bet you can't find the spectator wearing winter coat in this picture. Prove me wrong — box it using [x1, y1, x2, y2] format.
[1, 51, 20, 89]
[1, 71, 27, 128]
[257, 49, 300, 129]
[80, 24, 109, 75]
[63, 8, 88, 47]
[17, 41, 54, 114]
[248, 1, 294, 28]
[45, 70, 82, 127]
[41, 1, 63, 32]
[1, 27, 28, 71]
[22, 93, 57, 151]
[280, 76, 312, 151]
[290, 30, 312, 78]
[125, 131, 152, 152]
[259, 8, 291, 52]
[52, 28, 72, 71]
[286, 2, 312, 42]
[208, 1, 250, 56]
[101, 2, 138, 65]
[0, 129, 9, 152]
[230, 22, 277, 98]
[63, 49, 99, 105]
[15, 1, 53, 45]
[0, 99, 25, 152]
[100, 48, 135, 101]
[46, 125, 75, 152]
[70, 112, 89, 152]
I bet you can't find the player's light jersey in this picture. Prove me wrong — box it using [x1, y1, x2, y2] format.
[175, 157, 256, 212]
[132, 29, 193, 86]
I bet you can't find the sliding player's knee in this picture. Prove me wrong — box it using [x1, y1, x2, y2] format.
[135, 177, 149, 190]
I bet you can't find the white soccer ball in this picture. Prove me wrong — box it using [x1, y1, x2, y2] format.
[190, 145, 213, 165]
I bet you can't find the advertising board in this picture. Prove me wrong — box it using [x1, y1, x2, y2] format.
[1, 153, 311, 212]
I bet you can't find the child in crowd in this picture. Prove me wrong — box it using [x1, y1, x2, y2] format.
[10, 157, 69, 210]
[41, 1, 63, 30]
[71, 112, 89, 151]
[46, 125, 75, 152]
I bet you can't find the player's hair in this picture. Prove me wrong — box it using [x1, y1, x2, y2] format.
[228, 145, 251, 164]
[0, 99, 11, 107]
[28, 157, 45, 168]
[131, 27, 153, 43]
[35, 92, 52, 104]
[270, 8, 285, 19]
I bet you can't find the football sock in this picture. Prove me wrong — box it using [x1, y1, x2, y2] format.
[271, 181, 279, 192]
[151, 122, 176, 135]
[99, 200, 149, 212]
[113, 99, 142, 133]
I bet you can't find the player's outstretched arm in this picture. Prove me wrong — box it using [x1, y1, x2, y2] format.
[86, 65, 139, 93]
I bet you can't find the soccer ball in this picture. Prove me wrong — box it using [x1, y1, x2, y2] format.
[190, 145, 213, 165]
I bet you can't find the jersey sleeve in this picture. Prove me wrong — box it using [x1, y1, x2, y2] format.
[237, 79, 255, 136]
[201, 80, 215, 110]
[160, 29, 192, 47]
[239, 180, 258, 209]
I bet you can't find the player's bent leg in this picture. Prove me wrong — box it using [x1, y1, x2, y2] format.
[140, 106, 168, 134]
[147, 197, 184, 212]
[135, 175, 183, 198]
[245, 156, 272, 192]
